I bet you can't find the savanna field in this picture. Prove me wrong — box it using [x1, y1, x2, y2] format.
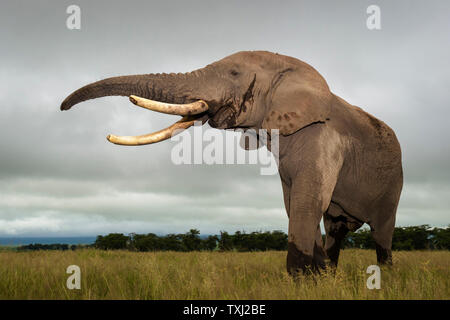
[0, 249, 448, 299]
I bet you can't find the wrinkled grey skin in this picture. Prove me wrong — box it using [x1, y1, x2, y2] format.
[61, 51, 403, 275]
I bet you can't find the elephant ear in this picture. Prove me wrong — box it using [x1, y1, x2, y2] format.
[262, 69, 332, 135]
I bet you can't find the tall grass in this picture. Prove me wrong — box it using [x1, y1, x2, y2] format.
[0, 249, 448, 299]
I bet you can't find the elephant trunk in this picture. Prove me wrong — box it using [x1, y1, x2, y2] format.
[60, 70, 211, 146]
[60, 71, 206, 111]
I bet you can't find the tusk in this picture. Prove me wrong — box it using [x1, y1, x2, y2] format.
[107, 116, 200, 146]
[129, 95, 208, 116]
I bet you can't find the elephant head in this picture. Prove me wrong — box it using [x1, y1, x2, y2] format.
[61, 51, 333, 144]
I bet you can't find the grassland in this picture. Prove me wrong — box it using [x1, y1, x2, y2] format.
[0, 249, 448, 299]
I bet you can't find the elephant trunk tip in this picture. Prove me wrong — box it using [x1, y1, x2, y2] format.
[60, 92, 82, 111]
[60, 101, 71, 111]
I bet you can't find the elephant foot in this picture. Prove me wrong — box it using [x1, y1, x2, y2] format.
[287, 242, 325, 277]
[375, 244, 393, 265]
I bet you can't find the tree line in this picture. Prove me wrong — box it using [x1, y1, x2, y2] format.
[16, 225, 450, 251]
[94, 230, 289, 252]
[344, 225, 450, 250]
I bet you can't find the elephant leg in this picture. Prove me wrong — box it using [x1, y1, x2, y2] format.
[283, 125, 345, 276]
[323, 211, 349, 268]
[370, 213, 395, 265]
[369, 189, 399, 265]
[371, 225, 394, 265]
[286, 177, 339, 276]
[313, 225, 327, 270]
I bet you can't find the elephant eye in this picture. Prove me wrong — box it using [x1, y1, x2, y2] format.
[230, 70, 240, 76]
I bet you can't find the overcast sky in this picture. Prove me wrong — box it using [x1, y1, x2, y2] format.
[0, 0, 449, 236]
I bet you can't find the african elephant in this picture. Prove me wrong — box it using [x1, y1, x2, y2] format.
[61, 51, 403, 274]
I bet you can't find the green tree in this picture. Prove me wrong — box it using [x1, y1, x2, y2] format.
[392, 225, 430, 250]
[202, 235, 219, 251]
[160, 234, 184, 251]
[182, 229, 202, 251]
[133, 233, 161, 251]
[94, 233, 129, 250]
[218, 231, 233, 251]
[430, 226, 450, 250]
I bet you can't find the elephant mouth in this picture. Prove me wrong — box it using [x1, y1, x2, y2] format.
[107, 97, 239, 145]
[208, 104, 237, 129]
[106, 95, 209, 146]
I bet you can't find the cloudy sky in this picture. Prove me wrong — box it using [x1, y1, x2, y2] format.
[0, 0, 449, 236]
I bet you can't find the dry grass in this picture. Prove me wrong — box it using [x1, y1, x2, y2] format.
[0, 249, 448, 299]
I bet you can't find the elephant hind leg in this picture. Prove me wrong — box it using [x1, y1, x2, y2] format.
[369, 165, 402, 265]
[323, 211, 349, 268]
[369, 189, 399, 265]
[324, 201, 364, 267]
[371, 217, 395, 265]
[374, 242, 393, 265]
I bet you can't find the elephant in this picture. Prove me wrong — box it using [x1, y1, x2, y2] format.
[61, 51, 403, 275]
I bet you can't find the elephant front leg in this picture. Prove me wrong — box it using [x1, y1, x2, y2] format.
[286, 180, 335, 276]
[281, 126, 344, 276]
[313, 226, 327, 270]
[287, 212, 325, 275]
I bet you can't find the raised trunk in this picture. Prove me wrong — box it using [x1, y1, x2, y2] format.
[60, 71, 204, 111]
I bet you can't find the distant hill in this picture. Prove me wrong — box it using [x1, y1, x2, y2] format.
[0, 237, 96, 246]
